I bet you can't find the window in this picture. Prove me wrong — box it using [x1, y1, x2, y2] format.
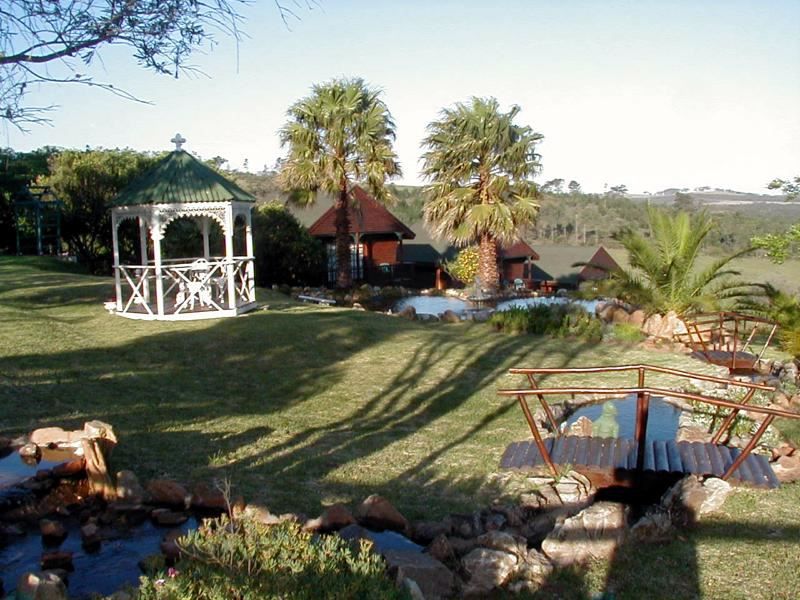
[326, 243, 364, 283]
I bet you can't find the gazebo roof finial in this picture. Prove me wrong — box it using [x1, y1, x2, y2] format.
[171, 133, 187, 151]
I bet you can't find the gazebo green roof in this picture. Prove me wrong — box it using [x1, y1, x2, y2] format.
[113, 150, 255, 206]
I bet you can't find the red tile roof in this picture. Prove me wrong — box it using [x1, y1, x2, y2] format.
[579, 246, 621, 280]
[500, 240, 540, 260]
[308, 186, 416, 240]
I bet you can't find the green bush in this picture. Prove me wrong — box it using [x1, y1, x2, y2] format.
[136, 515, 406, 600]
[443, 246, 479, 285]
[612, 322, 645, 343]
[489, 305, 603, 341]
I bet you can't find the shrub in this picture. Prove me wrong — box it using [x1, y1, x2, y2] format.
[136, 515, 406, 600]
[612, 322, 645, 343]
[490, 305, 603, 341]
[443, 246, 479, 285]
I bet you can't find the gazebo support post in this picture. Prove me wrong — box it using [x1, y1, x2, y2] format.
[202, 217, 211, 259]
[138, 216, 150, 302]
[224, 206, 236, 310]
[244, 210, 256, 300]
[112, 213, 122, 311]
[152, 217, 165, 317]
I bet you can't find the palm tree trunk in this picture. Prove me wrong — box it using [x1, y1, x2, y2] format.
[334, 184, 352, 289]
[478, 234, 500, 291]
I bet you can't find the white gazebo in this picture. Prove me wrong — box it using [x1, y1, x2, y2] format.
[109, 135, 257, 320]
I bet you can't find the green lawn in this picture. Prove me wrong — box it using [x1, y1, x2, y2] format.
[1, 257, 798, 599]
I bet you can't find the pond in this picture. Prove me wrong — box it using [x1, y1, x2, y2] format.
[495, 297, 599, 313]
[566, 396, 683, 443]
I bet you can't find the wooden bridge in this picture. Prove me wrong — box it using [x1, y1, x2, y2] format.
[498, 365, 800, 489]
[677, 312, 778, 374]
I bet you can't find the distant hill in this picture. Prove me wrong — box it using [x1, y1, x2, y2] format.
[628, 187, 790, 206]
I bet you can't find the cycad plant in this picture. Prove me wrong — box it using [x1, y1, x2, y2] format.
[279, 78, 400, 288]
[421, 97, 542, 290]
[600, 207, 751, 315]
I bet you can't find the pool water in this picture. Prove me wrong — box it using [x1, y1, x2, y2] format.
[392, 296, 468, 316]
[566, 396, 682, 443]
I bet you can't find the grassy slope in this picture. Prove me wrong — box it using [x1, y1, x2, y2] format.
[1, 257, 798, 599]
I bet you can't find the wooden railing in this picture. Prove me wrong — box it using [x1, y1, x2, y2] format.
[677, 312, 778, 372]
[498, 364, 799, 480]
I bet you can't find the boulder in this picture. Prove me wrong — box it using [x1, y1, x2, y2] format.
[39, 519, 66, 541]
[475, 530, 527, 558]
[146, 479, 190, 507]
[305, 503, 356, 533]
[15, 571, 68, 600]
[151, 508, 189, 526]
[160, 529, 184, 561]
[462, 547, 518, 594]
[541, 501, 629, 566]
[383, 550, 456, 599]
[772, 453, 800, 483]
[508, 549, 553, 593]
[628, 309, 646, 327]
[427, 534, 456, 564]
[398, 306, 417, 321]
[241, 504, 281, 526]
[411, 520, 451, 545]
[40, 551, 73, 571]
[80, 523, 101, 547]
[30, 428, 79, 447]
[190, 482, 227, 511]
[440, 310, 461, 323]
[642, 310, 686, 340]
[19, 442, 41, 460]
[629, 509, 674, 543]
[355, 494, 409, 533]
[51, 459, 85, 478]
[676, 426, 711, 444]
[116, 470, 144, 503]
[660, 475, 732, 525]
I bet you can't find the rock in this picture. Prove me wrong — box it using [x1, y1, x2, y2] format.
[771, 442, 797, 461]
[484, 512, 506, 531]
[40, 551, 73, 571]
[398, 306, 417, 320]
[772, 453, 800, 483]
[660, 475, 732, 525]
[116, 470, 144, 503]
[676, 425, 711, 443]
[241, 504, 281, 525]
[541, 501, 629, 566]
[530, 471, 595, 506]
[509, 549, 553, 593]
[160, 529, 184, 561]
[19, 442, 41, 460]
[630, 509, 674, 543]
[83, 420, 118, 444]
[191, 482, 227, 511]
[39, 519, 66, 541]
[146, 479, 189, 507]
[462, 547, 518, 594]
[642, 310, 686, 340]
[80, 523, 101, 547]
[427, 534, 456, 564]
[628, 309, 646, 327]
[15, 571, 68, 600]
[400, 577, 425, 600]
[51, 459, 85, 478]
[29, 427, 81, 447]
[337, 524, 373, 550]
[447, 535, 479, 557]
[151, 508, 189, 526]
[384, 549, 456, 599]
[475, 530, 527, 558]
[411, 520, 451, 545]
[470, 309, 493, 323]
[611, 306, 632, 324]
[568, 416, 593, 437]
[355, 494, 409, 533]
[440, 309, 461, 323]
[519, 512, 558, 545]
[318, 503, 356, 532]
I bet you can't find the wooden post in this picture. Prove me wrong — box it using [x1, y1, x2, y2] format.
[518, 394, 558, 476]
[635, 367, 650, 471]
[224, 205, 236, 310]
[244, 209, 256, 302]
[139, 216, 150, 304]
[722, 415, 774, 481]
[202, 216, 211, 259]
[153, 213, 165, 317]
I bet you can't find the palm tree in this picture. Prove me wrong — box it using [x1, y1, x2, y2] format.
[421, 97, 543, 290]
[598, 207, 752, 315]
[279, 78, 400, 288]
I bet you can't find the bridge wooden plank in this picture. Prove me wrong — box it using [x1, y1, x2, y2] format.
[561, 436, 578, 466]
[627, 439, 639, 470]
[706, 444, 726, 477]
[602, 438, 618, 468]
[665, 440, 683, 472]
[508, 441, 528, 469]
[692, 442, 713, 476]
[612, 438, 629, 469]
[653, 440, 669, 472]
[750, 454, 780, 489]
[678, 441, 698, 474]
[586, 438, 604, 467]
[551, 436, 567, 464]
[717, 444, 734, 471]
[643, 440, 656, 471]
[573, 436, 590, 467]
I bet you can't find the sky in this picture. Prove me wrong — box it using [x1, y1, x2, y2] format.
[3, 0, 799, 195]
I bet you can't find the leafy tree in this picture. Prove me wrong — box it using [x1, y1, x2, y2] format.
[39, 149, 158, 272]
[421, 97, 542, 290]
[568, 180, 582, 194]
[599, 207, 751, 315]
[252, 203, 325, 287]
[607, 184, 628, 197]
[540, 178, 565, 195]
[279, 77, 401, 289]
[674, 191, 696, 212]
[768, 176, 800, 201]
[0, 1, 309, 127]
